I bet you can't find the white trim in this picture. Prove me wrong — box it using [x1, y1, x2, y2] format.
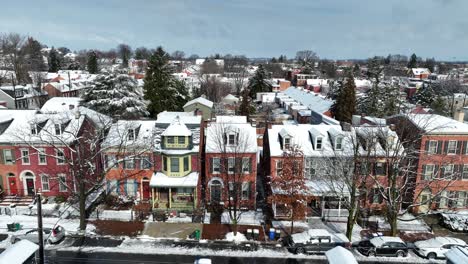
[37, 148, 47, 165]
[20, 170, 35, 196]
[40, 174, 50, 192]
[20, 149, 30, 165]
[56, 149, 65, 165]
[58, 173, 67, 192]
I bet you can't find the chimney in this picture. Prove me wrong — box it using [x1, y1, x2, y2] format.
[454, 110, 465, 123]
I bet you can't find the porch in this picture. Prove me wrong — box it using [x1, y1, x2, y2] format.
[149, 172, 199, 211]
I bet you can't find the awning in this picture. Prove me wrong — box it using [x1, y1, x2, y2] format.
[149, 172, 199, 188]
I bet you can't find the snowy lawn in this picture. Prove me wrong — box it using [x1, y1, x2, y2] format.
[221, 211, 264, 226]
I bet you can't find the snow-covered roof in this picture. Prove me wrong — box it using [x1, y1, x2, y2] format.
[281, 87, 333, 114]
[370, 236, 404, 247]
[183, 97, 214, 109]
[205, 116, 257, 154]
[215, 115, 247, 124]
[411, 68, 431, 75]
[0, 238, 38, 264]
[402, 114, 468, 134]
[41, 97, 81, 112]
[445, 246, 468, 264]
[149, 172, 199, 187]
[161, 116, 192, 136]
[102, 120, 157, 149]
[156, 111, 201, 126]
[221, 94, 239, 104]
[325, 246, 358, 264]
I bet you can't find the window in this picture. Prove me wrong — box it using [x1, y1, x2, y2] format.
[212, 158, 220, 173]
[210, 179, 222, 203]
[41, 174, 49, 191]
[126, 179, 136, 196]
[54, 124, 62, 135]
[3, 149, 14, 164]
[31, 124, 37, 135]
[58, 174, 67, 192]
[276, 160, 283, 176]
[439, 191, 448, 208]
[21, 149, 30, 164]
[124, 158, 135, 169]
[447, 140, 457, 154]
[457, 192, 466, 208]
[374, 162, 385, 175]
[228, 134, 236, 145]
[56, 149, 65, 164]
[170, 157, 179, 172]
[141, 156, 152, 169]
[316, 137, 323, 150]
[127, 129, 135, 141]
[242, 157, 250, 173]
[242, 182, 250, 200]
[304, 158, 316, 179]
[421, 193, 430, 205]
[167, 136, 175, 144]
[284, 138, 290, 149]
[335, 137, 343, 150]
[372, 188, 381, 204]
[428, 140, 438, 154]
[105, 155, 117, 169]
[183, 156, 189, 171]
[228, 157, 235, 174]
[38, 148, 46, 165]
[463, 164, 468, 180]
[443, 164, 454, 179]
[178, 136, 186, 144]
[423, 164, 435, 180]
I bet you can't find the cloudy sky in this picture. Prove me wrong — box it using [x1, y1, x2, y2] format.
[0, 0, 466, 60]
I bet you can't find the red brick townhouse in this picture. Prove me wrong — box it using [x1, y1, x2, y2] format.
[389, 114, 468, 213]
[203, 115, 258, 210]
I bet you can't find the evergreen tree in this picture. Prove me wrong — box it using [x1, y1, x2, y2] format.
[81, 73, 148, 119]
[23, 37, 46, 71]
[143, 47, 189, 117]
[331, 72, 356, 123]
[248, 64, 272, 98]
[412, 84, 437, 106]
[87, 50, 98, 74]
[408, 53, 418, 68]
[238, 88, 252, 118]
[48, 47, 61, 72]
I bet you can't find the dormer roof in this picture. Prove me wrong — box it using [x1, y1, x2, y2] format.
[162, 116, 192, 137]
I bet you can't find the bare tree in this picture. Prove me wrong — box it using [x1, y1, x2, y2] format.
[200, 59, 223, 75]
[295, 50, 319, 67]
[205, 121, 256, 235]
[171, 50, 185, 60]
[117, 44, 132, 68]
[196, 75, 231, 103]
[0, 33, 29, 83]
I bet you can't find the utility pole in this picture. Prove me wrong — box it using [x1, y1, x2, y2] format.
[36, 192, 45, 264]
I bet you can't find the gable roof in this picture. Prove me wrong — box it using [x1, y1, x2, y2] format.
[183, 97, 214, 109]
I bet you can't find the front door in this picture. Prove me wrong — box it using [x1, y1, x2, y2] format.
[8, 177, 18, 195]
[26, 178, 35, 196]
[142, 181, 150, 200]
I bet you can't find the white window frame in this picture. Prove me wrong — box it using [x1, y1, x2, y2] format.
[443, 164, 454, 179]
[284, 138, 291, 149]
[457, 191, 466, 208]
[41, 174, 50, 192]
[228, 134, 236, 145]
[56, 149, 65, 165]
[124, 157, 135, 170]
[316, 137, 323, 150]
[276, 160, 283, 176]
[242, 157, 250, 173]
[54, 124, 62, 135]
[463, 164, 468, 180]
[21, 149, 30, 165]
[212, 158, 220, 174]
[335, 137, 343, 150]
[38, 148, 47, 165]
[447, 140, 457, 155]
[241, 182, 250, 200]
[58, 174, 67, 192]
[439, 190, 448, 208]
[428, 140, 438, 154]
[228, 157, 235, 174]
[3, 149, 14, 164]
[424, 164, 435, 180]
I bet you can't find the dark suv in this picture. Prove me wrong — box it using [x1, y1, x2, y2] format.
[282, 230, 350, 254]
[357, 236, 410, 257]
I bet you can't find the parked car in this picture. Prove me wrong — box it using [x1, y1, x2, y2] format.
[12, 226, 65, 245]
[357, 236, 410, 257]
[282, 229, 350, 254]
[414, 237, 467, 259]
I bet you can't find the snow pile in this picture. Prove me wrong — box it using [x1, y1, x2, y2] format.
[167, 216, 192, 223]
[221, 211, 264, 226]
[98, 210, 133, 221]
[441, 212, 468, 231]
[224, 232, 247, 242]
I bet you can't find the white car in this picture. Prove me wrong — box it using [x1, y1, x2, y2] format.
[12, 226, 65, 245]
[414, 237, 467, 259]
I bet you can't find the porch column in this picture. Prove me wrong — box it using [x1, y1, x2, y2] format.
[321, 196, 325, 218]
[194, 187, 197, 208]
[151, 188, 155, 208]
[169, 188, 172, 208]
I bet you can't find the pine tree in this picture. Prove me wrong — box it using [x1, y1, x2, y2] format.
[408, 53, 418, 68]
[23, 37, 46, 71]
[248, 64, 272, 98]
[238, 88, 252, 118]
[332, 72, 356, 123]
[87, 50, 98, 74]
[81, 73, 148, 119]
[143, 47, 189, 117]
[48, 47, 61, 72]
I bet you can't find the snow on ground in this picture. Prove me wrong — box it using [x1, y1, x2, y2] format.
[221, 211, 264, 225]
[166, 216, 192, 223]
[441, 211, 468, 231]
[272, 220, 309, 229]
[224, 232, 247, 242]
[369, 215, 430, 232]
[97, 210, 133, 221]
[0, 214, 95, 236]
[324, 222, 363, 242]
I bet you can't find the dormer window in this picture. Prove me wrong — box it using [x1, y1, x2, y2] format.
[128, 129, 136, 141]
[31, 124, 37, 135]
[316, 137, 323, 150]
[284, 138, 291, 149]
[335, 137, 343, 150]
[228, 134, 236, 145]
[54, 124, 62, 135]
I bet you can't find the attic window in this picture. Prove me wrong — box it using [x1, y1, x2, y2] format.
[31, 124, 38, 135]
[316, 137, 323, 150]
[284, 138, 291, 149]
[228, 134, 236, 145]
[335, 137, 343, 150]
[128, 129, 136, 141]
[54, 124, 62, 135]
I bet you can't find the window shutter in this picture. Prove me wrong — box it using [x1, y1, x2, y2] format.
[422, 165, 426, 180]
[444, 141, 449, 154]
[0, 150, 4, 165]
[236, 133, 239, 145]
[372, 163, 376, 175]
[437, 141, 443, 154]
[210, 158, 213, 173]
[223, 134, 227, 145]
[434, 165, 440, 179]
[455, 164, 462, 179]
[248, 158, 252, 173]
[457, 141, 463, 155]
[425, 141, 430, 154]
[464, 141, 468, 155]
